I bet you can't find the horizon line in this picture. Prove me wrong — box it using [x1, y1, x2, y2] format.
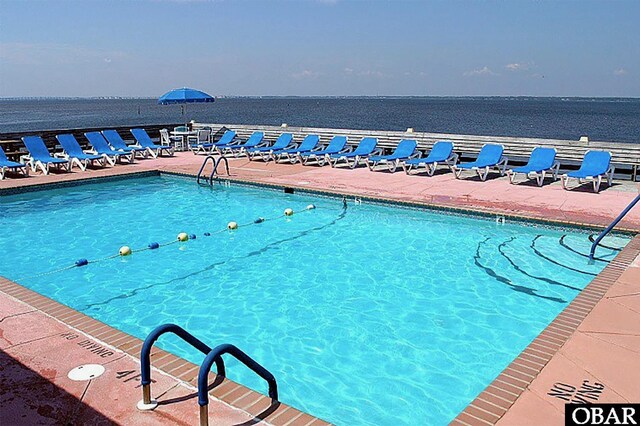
[1, 95, 639, 100]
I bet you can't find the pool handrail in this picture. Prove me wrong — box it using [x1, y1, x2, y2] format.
[197, 154, 230, 185]
[589, 193, 640, 261]
[198, 344, 278, 426]
[139, 324, 224, 409]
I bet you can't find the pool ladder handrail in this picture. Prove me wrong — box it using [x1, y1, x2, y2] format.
[138, 324, 278, 426]
[197, 154, 230, 185]
[198, 344, 278, 426]
[589, 193, 640, 261]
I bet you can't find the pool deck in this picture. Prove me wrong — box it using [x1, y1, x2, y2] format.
[1, 152, 640, 425]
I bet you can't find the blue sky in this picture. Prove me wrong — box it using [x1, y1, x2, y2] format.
[1, 0, 638, 97]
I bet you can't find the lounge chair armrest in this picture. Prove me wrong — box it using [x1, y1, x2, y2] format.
[338, 147, 354, 154]
[255, 141, 270, 148]
[283, 142, 297, 150]
[408, 151, 421, 159]
[54, 152, 66, 159]
[371, 148, 384, 156]
[19, 154, 31, 164]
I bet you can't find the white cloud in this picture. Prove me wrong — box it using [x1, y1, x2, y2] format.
[291, 69, 321, 79]
[357, 70, 385, 78]
[613, 68, 627, 76]
[506, 62, 532, 72]
[463, 66, 498, 77]
[342, 67, 386, 78]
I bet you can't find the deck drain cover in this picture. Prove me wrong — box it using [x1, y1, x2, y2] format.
[68, 364, 105, 381]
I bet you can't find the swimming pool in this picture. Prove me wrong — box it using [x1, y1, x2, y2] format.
[0, 175, 628, 425]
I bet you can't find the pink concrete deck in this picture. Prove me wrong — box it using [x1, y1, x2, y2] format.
[2, 152, 640, 425]
[0, 291, 252, 425]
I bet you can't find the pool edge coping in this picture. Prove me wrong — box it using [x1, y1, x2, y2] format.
[0, 277, 331, 426]
[3, 167, 640, 424]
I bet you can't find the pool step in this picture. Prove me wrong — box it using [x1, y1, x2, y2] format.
[474, 234, 611, 303]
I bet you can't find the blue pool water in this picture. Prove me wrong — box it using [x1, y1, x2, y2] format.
[0, 176, 628, 425]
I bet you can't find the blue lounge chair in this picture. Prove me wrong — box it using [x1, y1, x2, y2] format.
[330, 137, 380, 168]
[0, 145, 29, 180]
[453, 143, 507, 181]
[219, 131, 265, 156]
[246, 133, 294, 160]
[298, 136, 348, 166]
[56, 134, 105, 171]
[130, 128, 175, 158]
[102, 130, 148, 158]
[21, 136, 70, 175]
[85, 132, 135, 165]
[190, 130, 236, 155]
[561, 150, 614, 193]
[269, 134, 320, 163]
[507, 147, 559, 186]
[402, 141, 457, 176]
[366, 139, 418, 172]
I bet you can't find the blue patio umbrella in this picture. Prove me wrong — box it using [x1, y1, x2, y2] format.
[158, 87, 215, 116]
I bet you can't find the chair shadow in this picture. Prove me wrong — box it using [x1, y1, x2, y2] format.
[511, 178, 557, 187]
[0, 349, 117, 425]
[565, 181, 619, 193]
[458, 172, 504, 182]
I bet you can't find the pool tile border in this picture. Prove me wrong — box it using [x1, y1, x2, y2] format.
[0, 277, 331, 426]
[451, 234, 640, 425]
[0, 169, 159, 196]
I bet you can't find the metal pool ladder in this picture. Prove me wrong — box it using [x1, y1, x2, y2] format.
[589, 193, 640, 261]
[138, 324, 278, 426]
[197, 154, 230, 185]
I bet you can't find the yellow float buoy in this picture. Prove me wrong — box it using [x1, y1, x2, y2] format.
[284, 208, 294, 216]
[119, 246, 132, 256]
[228, 221, 238, 230]
[177, 232, 189, 242]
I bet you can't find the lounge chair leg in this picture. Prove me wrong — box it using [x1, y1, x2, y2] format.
[561, 174, 568, 190]
[350, 156, 359, 169]
[478, 167, 489, 181]
[454, 167, 461, 179]
[38, 161, 48, 175]
[537, 171, 545, 187]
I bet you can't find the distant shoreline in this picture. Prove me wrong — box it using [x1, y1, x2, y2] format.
[1, 96, 639, 101]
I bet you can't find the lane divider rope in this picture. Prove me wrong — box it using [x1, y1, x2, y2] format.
[16, 205, 318, 281]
